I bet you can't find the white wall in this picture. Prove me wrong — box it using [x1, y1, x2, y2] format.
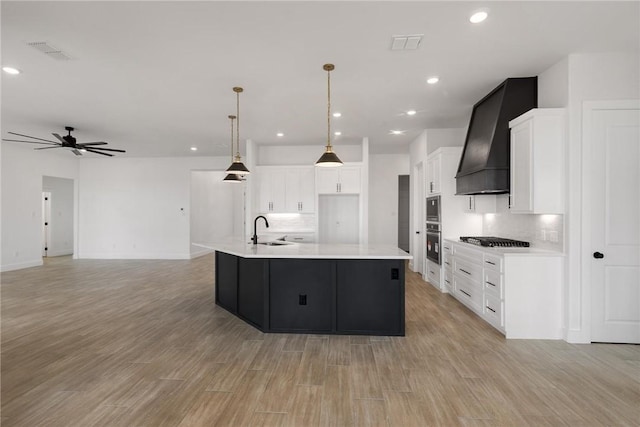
[1, 144, 79, 271]
[42, 176, 75, 257]
[190, 171, 245, 257]
[78, 156, 230, 259]
[368, 154, 410, 245]
[257, 144, 363, 165]
[564, 52, 640, 343]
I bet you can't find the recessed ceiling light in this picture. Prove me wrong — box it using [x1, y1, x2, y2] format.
[190, 146, 198, 151]
[391, 130, 404, 135]
[406, 110, 417, 116]
[334, 131, 342, 136]
[470, 10, 488, 24]
[277, 132, 284, 137]
[333, 112, 342, 118]
[2, 66, 20, 75]
[427, 76, 439, 85]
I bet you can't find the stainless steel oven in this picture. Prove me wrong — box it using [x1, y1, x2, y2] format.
[426, 196, 440, 222]
[426, 222, 441, 265]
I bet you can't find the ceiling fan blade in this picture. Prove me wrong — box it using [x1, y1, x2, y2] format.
[72, 149, 83, 156]
[85, 148, 113, 157]
[79, 142, 108, 146]
[85, 147, 126, 153]
[52, 133, 66, 143]
[8, 132, 59, 144]
[35, 146, 64, 150]
[2, 138, 60, 145]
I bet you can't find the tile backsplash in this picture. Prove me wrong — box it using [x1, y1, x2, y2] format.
[255, 213, 316, 233]
[482, 195, 564, 252]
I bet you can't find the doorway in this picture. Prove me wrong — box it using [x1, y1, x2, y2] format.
[42, 176, 74, 257]
[584, 101, 640, 344]
[412, 162, 424, 275]
[398, 175, 410, 252]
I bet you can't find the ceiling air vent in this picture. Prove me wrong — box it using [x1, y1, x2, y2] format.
[27, 41, 72, 60]
[390, 35, 423, 51]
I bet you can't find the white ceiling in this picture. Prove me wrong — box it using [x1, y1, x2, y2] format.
[2, 1, 638, 158]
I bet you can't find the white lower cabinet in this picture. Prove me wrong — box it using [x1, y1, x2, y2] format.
[426, 260, 441, 289]
[445, 239, 563, 339]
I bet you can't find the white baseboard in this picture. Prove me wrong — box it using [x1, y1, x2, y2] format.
[46, 250, 73, 258]
[77, 252, 191, 260]
[1, 259, 44, 272]
[190, 247, 213, 259]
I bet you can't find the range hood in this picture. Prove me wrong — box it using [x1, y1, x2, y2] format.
[455, 77, 537, 195]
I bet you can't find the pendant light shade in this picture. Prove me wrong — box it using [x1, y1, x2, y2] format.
[223, 114, 243, 183]
[225, 87, 250, 175]
[315, 63, 343, 167]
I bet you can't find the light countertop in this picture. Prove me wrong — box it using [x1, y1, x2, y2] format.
[443, 238, 565, 257]
[194, 239, 412, 260]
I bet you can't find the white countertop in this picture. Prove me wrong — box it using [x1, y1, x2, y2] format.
[194, 239, 412, 260]
[444, 238, 565, 257]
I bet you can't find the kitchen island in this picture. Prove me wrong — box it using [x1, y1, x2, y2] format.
[195, 240, 412, 336]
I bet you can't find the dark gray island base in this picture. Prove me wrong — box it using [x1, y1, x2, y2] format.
[215, 251, 405, 336]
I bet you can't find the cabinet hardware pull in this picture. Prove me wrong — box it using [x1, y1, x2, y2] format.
[459, 268, 471, 275]
[430, 270, 434, 275]
[445, 279, 450, 284]
[486, 306, 496, 313]
[444, 261, 450, 266]
[486, 281, 496, 287]
[460, 289, 471, 297]
[486, 261, 496, 265]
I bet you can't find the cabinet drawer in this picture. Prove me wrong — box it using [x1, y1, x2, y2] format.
[443, 269, 453, 293]
[453, 275, 482, 312]
[484, 269, 503, 299]
[426, 261, 441, 287]
[442, 255, 452, 271]
[443, 241, 454, 256]
[453, 244, 483, 264]
[483, 253, 503, 272]
[453, 257, 483, 284]
[484, 293, 504, 328]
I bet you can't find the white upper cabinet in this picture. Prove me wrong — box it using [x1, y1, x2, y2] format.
[509, 108, 565, 214]
[426, 155, 441, 194]
[257, 166, 315, 213]
[285, 167, 315, 213]
[316, 166, 361, 194]
[461, 194, 497, 213]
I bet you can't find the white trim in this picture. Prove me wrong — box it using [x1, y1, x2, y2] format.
[1, 259, 44, 272]
[78, 252, 191, 260]
[580, 99, 640, 344]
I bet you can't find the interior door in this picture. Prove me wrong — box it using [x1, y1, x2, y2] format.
[588, 103, 640, 343]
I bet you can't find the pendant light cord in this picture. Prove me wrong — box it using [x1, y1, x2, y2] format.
[235, 89, 241, 159]
[327, 67, 331, 149]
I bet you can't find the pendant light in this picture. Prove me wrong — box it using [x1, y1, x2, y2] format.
[225, 87, 250, 175]
[223, 114, 242, 183]
[315, 64, 343, 167]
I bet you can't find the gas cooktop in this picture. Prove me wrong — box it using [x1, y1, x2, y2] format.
[459, 236, 530, 247]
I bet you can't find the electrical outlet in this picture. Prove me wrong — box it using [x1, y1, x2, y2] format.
[549, 231, 558, 242]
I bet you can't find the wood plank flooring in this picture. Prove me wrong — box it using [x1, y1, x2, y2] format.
[2, 254, 639, 426]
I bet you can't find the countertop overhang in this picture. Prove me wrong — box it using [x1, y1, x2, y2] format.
[194, 239, 412, 260]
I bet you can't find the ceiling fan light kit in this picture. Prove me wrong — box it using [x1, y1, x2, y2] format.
[316, 63, 343, 168]
[2, 126, 125, 157]
[225, 87, 250, 176]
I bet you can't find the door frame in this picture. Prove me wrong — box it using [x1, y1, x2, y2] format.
[581, 99, 640, 342]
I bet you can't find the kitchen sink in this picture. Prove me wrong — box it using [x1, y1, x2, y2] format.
[257, 241, 292, 246]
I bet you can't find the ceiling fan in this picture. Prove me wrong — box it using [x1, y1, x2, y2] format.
[2, 126, 126, 157]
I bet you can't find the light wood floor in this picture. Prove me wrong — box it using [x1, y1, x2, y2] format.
[1, 255, 639, 426]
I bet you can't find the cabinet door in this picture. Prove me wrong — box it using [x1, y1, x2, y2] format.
[336, 260, 404, 335]
[238, 258, 266, 328]
[338, 166, 361, 193]
[285, 167, 315, 212]
[215, 251, 238, 313]
[316, 168, 339, 194]
[510, 120, 533, 212]
[269, 259, 333, 332]
[463, 195, 475, 212]
[259, 168, 286, 213]
[426, 156, 441, 194]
